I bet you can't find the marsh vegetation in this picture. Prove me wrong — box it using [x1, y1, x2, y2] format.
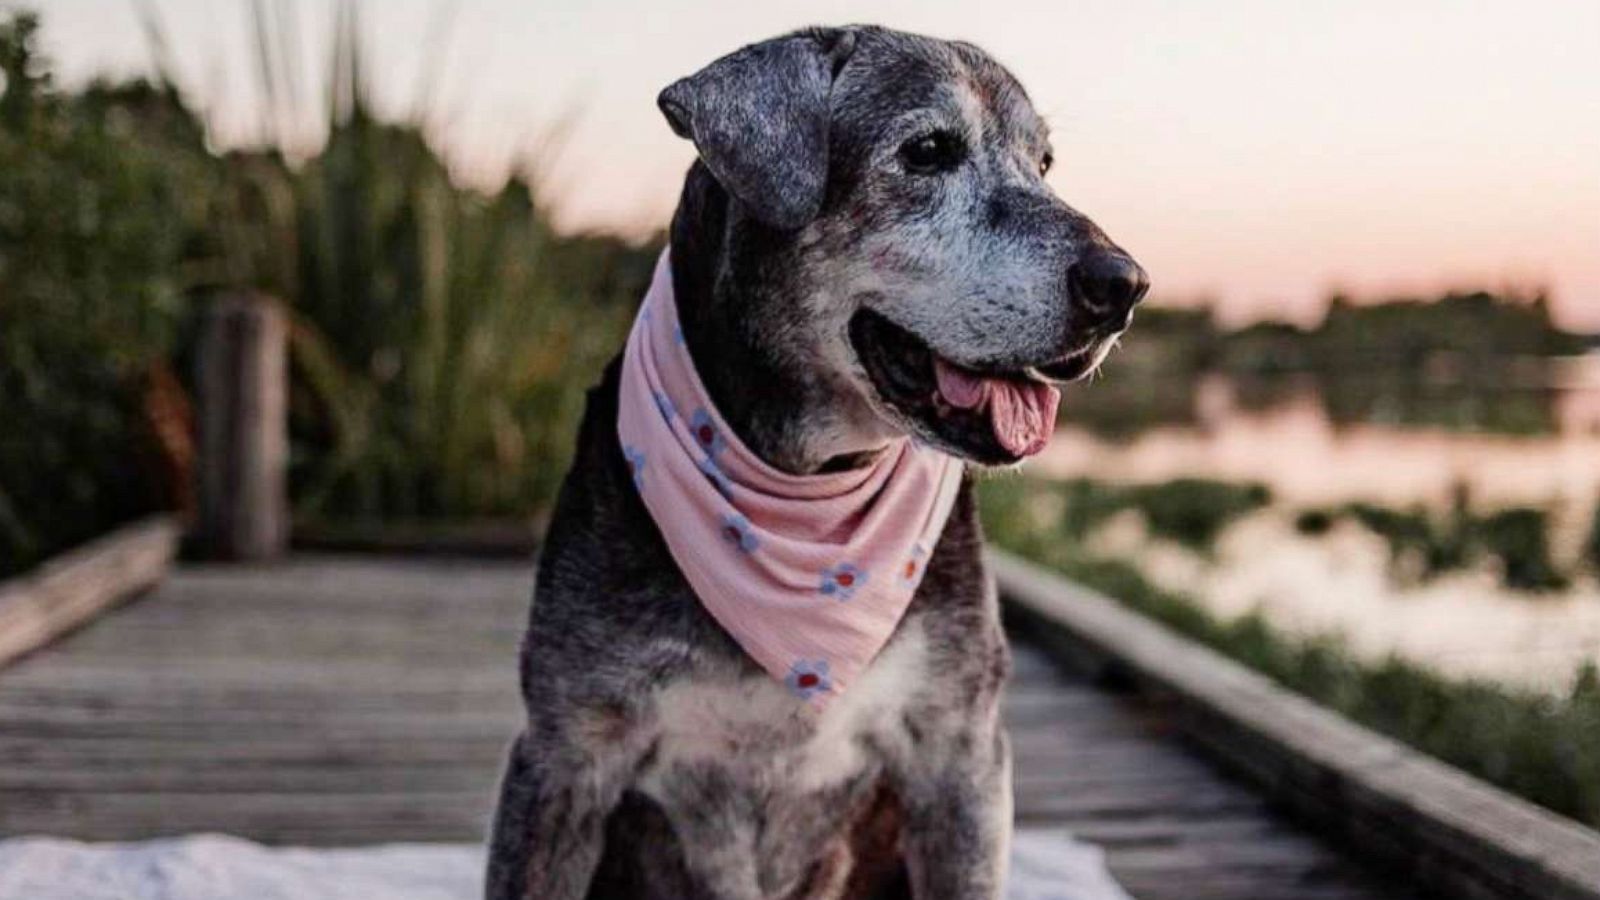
[980, 475, 1600, 829]
[0, 8, 651, 575]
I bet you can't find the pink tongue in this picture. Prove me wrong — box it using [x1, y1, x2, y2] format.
[933, 359, 1061, 458]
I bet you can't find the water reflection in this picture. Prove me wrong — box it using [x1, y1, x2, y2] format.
[1035, 353, 1600, 693]
[1043, 354, 1600, 510]
[1090, 512, 1600, 694]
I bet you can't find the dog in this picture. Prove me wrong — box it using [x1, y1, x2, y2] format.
[486, 25, 1146, 900]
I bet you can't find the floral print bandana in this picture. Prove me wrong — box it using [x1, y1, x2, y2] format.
[617, 250, 965, 706]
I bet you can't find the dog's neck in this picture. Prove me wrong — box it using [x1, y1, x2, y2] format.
[669, 163, 891, 475]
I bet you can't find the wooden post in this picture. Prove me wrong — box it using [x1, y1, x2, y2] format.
[196, 293, 288, 560]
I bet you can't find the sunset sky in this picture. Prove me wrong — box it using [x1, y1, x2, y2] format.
[33, 0, 1600, 329]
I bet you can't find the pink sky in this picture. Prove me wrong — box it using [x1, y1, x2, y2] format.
[36, 0, 1600, 329]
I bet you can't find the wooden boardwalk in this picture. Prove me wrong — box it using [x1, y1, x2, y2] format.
[0, 555, 1417, 899]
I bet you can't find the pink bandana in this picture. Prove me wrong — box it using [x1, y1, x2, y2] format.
[617, 251, 965, 705]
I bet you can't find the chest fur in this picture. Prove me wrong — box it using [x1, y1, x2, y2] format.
[637, 623, 928, 806]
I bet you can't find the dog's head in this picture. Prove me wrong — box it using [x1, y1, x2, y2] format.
[661, 26, 1147, 467]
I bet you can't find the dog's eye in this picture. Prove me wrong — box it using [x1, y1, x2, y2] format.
[1040, 152, 1054, 177]
[900, 131, 965, 175]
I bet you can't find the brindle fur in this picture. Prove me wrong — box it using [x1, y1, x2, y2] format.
[487, 25, 1143, 899]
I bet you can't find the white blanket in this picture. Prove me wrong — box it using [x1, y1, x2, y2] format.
[0, 831, 1128, 900]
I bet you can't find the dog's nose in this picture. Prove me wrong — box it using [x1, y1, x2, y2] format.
[1069, 251, 1149, 330]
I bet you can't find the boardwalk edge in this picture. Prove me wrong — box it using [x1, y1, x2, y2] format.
[991, 546, 1600, 900]
[0, 516, 181, 671]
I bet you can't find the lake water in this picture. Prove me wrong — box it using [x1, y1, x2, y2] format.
[1032, 353, 1600, 693]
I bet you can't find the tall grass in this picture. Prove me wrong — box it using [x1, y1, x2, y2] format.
[1, 3, 657, 577]
[276, 108, 649, 519]
[148, 0, 659, 521]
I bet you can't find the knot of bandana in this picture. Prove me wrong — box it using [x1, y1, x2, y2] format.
[617, 250, 965, 706]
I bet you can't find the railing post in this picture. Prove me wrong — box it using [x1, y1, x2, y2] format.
[195, 293, 288, 560]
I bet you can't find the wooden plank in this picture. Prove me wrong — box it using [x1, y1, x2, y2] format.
[0, 516, 179, 671]
[1003, 637, 1408, 898]
[992, 547, 1600, 900]
[0, 555, 1420, 899]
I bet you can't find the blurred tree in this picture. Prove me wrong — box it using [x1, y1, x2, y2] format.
[0, 12, 206, 575]
[0, 5, 659, 576]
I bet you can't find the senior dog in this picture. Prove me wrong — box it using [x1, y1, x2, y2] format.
[487, 25, 1147, 900]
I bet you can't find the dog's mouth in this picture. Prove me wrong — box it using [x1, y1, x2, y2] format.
[847, 309, 1106, 466]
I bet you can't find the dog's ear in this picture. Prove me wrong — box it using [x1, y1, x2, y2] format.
[658, 28, 857, 230]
